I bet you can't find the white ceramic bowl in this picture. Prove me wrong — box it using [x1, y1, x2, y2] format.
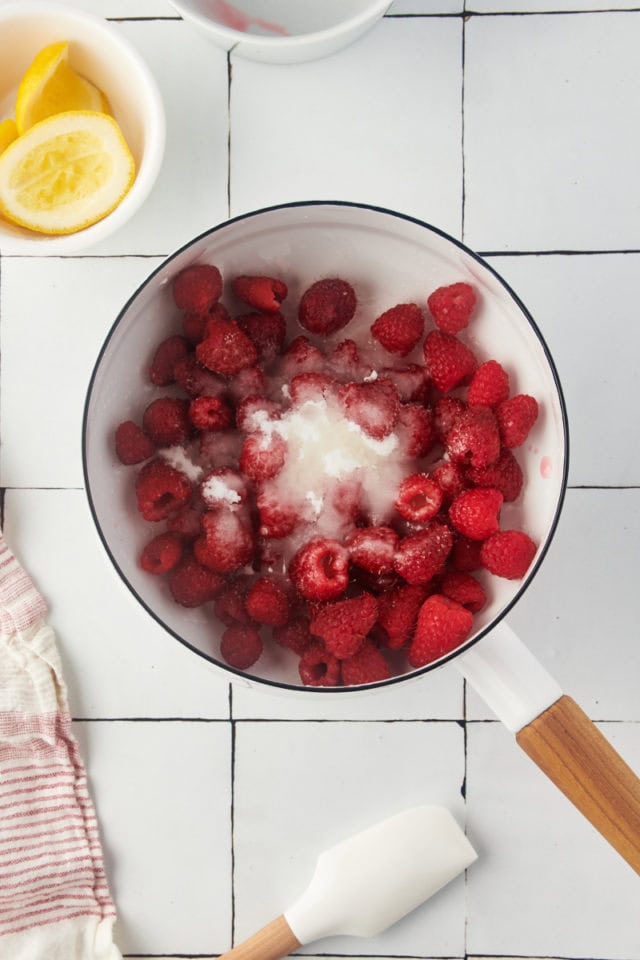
[83, 201, 569, 693]
[0, 2, 165, 254]
[169, 0, 390, 64]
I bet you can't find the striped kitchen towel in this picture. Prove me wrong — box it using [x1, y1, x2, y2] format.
[0, 532, 121, 960]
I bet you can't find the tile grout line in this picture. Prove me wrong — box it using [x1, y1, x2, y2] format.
[229, 683, 237, 949]
[460, 6, 468, 243]
[226, 52, 232, 220]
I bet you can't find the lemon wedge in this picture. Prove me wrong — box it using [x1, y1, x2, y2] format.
[0, 110, 136, 235]
[15, 41, 110, 134]
[0, 118, 18, 155]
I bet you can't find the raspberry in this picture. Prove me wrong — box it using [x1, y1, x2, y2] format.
[142, 397, 192, 448]
[345, 526, 398, 576]
[299, 278, 357, 335]
[236, 396, 282, 433]
[496, 395, 539, 448]
[310, 592, 378, 659]
[440, 571, 486, 613]
[396, 404, 436, 459]
[289, 372, 337, 404]
[236, 311, 286, 362]
[468, 360, 510, 408]
[451, 535, 483, 572]
[115, 420, 155, 465]
[173, 355, 226, 398]
[166, 504, 203, 541]
[393, 521, 453, 585]
[135, 459, 192, 521]
[149, 335, 191, 386]
[289, 538, 349, 601]
[298, 642, 342, 687]
[245, 576, 290, 627]
[169, 553, 225, 607]
[196, 320, 258, 376]
[232, 275, 288, 314]
[408, 594, 474, 666]
[280, 336, 326, 378]
[239, 433, 287, 483]
[199, 430, 243, 470]
[257, 487, 300, 539]
[449, 488, 503, 540]
[200, 468, 248, 508]
[220, 624, 263, 670]
[371, 303, 424, 356]
[377, 583, 428, 649]
[172, 264, 223, 314]
[188, 396, 234, 431]
[423, 330, 477, 393]
[213, 577, 252, 625]
[331, 480, 363, 524]
[193, 508, 255, 574]
[433, 396, 467, 443]
[273, 617, 313, 655]
[430, 461, 467, 505]
[445, 405, 500, 469]
[183, 303, 229, 345]
[139, 531, 183, 575]
[341, 641, 391, 685]
[480, 530, 537, 579]
[380, 365, 430, 404]
[427, 282, 476, 335]
[395, 473, 443, 523]
[326, 339, 362, 379]
[468, 449, 523, 502]
[228, 366, 268, 403]
[337, 378, 401, 440]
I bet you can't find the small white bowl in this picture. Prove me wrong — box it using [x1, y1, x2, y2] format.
[169, 0, 391, 64]
[0, 2, 165, 254]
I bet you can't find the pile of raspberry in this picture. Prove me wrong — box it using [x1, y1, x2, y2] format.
[115, 263, 539, 686]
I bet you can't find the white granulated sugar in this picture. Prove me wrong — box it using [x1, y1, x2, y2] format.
[201, 475, 242, 506]
[363, 369, 379, 382]
[160, 445, 204, 483]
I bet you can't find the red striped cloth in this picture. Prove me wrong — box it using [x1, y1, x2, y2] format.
[0, 534, 121, 959]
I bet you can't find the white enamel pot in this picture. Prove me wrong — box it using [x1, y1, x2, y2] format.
[82, 201, 640, 873]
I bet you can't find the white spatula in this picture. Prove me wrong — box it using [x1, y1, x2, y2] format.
[221, 805, 477, 960]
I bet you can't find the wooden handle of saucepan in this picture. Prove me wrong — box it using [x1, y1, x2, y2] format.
[517, 695, 640, 873]
[219, 915, 301, 960]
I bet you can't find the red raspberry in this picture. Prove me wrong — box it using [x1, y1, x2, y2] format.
[183, 303, 229, 345]
[451, 535, 483, 572]
[199, 430, 243, 470]
[433, 396, 467, 443]
[236, 396, 282, 433]
[430, 461, 467, 505]
[289, 538, 349, 601]
[239, 432, 287, 483]
[380, 365, 430, 404]
[196, 320, 258, 376]
[345, 526, 398, 576]
[166, 504, 203, 541]
[481, 530, 537, 579]
[395, 473, 443, 523]
[396, 404, 436, 459]
[220, 624, 263, 670]
[496, 395, 539, 448]
[330, 479, 364, 525]
[440, 571, 486, 613]
[299, 278, 357, 335]
[193, 508, 255, 574]
[139, 531, 183, 575]
[427, 282, 476, 335]
[232, 275, 288, 314]
[273, 617, 313, 656]
[115, 420, 155, 465]
[351, 569, 400, 597]
[424, 330, 477, 393]
[169, 553, 225, 607]
[341, 640, 391, 685]
[445, 405, 500, 469]
[326, 339, 363, 380]
[135, 459, 192, 521]
[393, 521, 453, 585]
[280, 336, 326, 378]
[142, 397, 191, 448]
[172, 264, 223, 314]
[228, 366, 268, 404]
[408, 594, 474, 666]
[257, 487, 300, 539]
[188, 396, 234, 431]
[173, 355, 226, 398]
[468, 360, 510, 408]
[377, 583, 428, 650]
[289, 372, 337, 404]
[310, 592, 378, 659]
[468, 449, 523, 502]
[245, 576, 290, 627]
[149, 335, 191, 386]
[449, 487, 503, 541]
[213, 577, 252, 625]
[200, 468, 248, 509]
[299, 642, 342, 687]
[371, 303, 424, 356]
[236, 311, 286, 362]
[337, 378, 401, 440]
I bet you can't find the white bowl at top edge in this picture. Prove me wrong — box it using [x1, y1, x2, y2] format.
[0, 2, 165, 255]
[169, 0, 391, 64]
[82, 201, 569, 695]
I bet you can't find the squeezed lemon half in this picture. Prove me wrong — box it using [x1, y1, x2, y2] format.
[0, 110, 136, 235]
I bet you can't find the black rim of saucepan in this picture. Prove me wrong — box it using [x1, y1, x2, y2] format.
[82, 199, 570, 693]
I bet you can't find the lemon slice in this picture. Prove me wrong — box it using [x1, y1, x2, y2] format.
[0, 118, 18, 155]
[0, 110, 136, 235]
[15, 40, 110, 134]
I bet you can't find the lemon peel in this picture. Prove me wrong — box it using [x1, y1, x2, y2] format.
[0, 118, 18, 156]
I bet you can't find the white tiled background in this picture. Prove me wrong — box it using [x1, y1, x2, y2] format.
[1, 2, 639, 959]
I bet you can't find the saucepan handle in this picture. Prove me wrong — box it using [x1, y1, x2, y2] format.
[456, 622, 640, 874]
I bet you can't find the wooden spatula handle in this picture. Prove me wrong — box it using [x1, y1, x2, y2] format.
[516, 695, 640, 873]
[219, 915, 301, 960]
